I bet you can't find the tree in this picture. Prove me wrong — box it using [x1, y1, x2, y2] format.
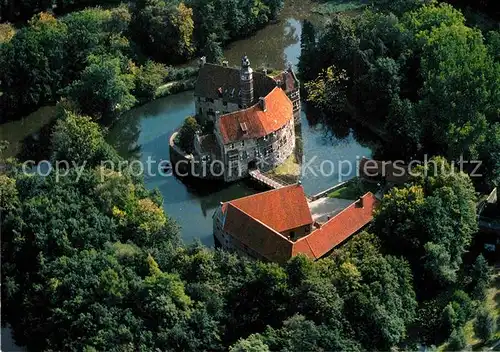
[477, 124, 500, 189]
[441, 303, 457, 337]
[177, 116, 199, 153]
[373, 0, 430, 14]
[304, 65, 349, 113]
[447, 328, 467, 351]
[0, 23, 15, 43]
[474, 309, 496, 342]
[133, 60, 167, 101]
[256, 315, 362, 352]
[297, 20, 317, 82]
[230, 334, 270, 352]
[329, 233, 417, 350]
[65, 55, 136, 118]
[299, 1, 500, 186]
[51, 112, 108, 166]
[0, 174, 19, 214]
[131, 0, 194, 63]
[471, 255, 492, 300]
[374, 158, 477, 292]
[0, 13, 68, 120]
[202, 33, 224, 64]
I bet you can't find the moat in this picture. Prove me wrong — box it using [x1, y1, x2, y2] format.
[1, 0, 373, 246]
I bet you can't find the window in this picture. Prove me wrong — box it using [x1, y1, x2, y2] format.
[241, 140, 245, 147]
[230, 143, 234, 149]
[223, 101, 227, 106]
[263, 135, 268, 141]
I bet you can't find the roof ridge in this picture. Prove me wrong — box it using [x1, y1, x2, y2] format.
[218, 86, 281, 119]
[227, 203, 294, 244]
[296, 191, 376, 243]
[304, 237, 319, 259]
[225, 183, 304, 205]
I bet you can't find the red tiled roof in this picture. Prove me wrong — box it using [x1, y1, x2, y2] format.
[222, 184, 313, 233]
[217, 87, 293, 144]
[292, 192, 379, 259]
[223, 204, 293, 263]
[220, 187, 378, 262]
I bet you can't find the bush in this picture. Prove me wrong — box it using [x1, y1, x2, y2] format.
[474, 309, 496, 342]
[447, 328, 466, 351]
[134, 61, 168, 101]
[177, 116, 199, 153]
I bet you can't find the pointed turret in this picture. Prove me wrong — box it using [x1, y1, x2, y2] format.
[240, 55, 254, 108]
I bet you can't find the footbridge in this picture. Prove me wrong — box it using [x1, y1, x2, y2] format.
[249, 170, 285, 190]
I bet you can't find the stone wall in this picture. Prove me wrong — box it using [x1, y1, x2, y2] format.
[221, 117, 296, 182]
[213, 206, 266, 261]
[195, 96, 239, 123]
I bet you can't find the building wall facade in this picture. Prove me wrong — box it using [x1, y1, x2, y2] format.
[281, 223, 312, 241]
[195, 96, 240, 123]
[217, 117, 295, 182]
[213, 207, 266, 261]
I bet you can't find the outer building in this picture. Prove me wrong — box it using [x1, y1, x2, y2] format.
[191, 56, 300, 182]
[213, 184, 379, 263]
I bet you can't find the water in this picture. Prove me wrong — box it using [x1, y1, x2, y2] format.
[1, 0, 372, 246]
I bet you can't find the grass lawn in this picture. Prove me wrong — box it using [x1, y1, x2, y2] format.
[328, 180, 379, 200]
[328, 184, 360, 200]
[311, 0, 367, 15]
[270, 154, 301, 177]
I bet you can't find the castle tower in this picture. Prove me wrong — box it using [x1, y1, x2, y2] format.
[240, 56, 254, 108]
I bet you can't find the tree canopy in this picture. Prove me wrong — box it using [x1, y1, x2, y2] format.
[299, 1, 500, 188]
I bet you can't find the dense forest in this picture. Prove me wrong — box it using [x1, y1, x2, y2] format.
[0, 119, 492, 350]
[0, 0, 282, 121]
[300, 0, 500, 190]
[1, 0, 499, 350]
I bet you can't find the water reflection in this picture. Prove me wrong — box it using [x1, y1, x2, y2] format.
[0, 106, 56, 160]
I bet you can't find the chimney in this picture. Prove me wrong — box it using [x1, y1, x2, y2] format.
[222, 60, 229, 67]
[356, 195, 364, 208]
[199, 56, 206, 67]
[259, 97, 266, 111]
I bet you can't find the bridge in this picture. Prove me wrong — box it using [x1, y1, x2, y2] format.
[249, 170, 285, 190]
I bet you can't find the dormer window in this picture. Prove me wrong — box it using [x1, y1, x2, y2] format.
[240, 122, 248, 134]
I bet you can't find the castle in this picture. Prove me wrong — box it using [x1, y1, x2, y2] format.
[213, 185, 379, 263]
[190, 56, 300, 182]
